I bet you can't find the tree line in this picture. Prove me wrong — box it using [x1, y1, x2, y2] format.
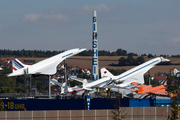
[0, 49, 137, 57]
[0, 48, 177, 57]
[117, 56, 145, 66]
[109, 54, 172, 66]
[0, 49, 63, 57]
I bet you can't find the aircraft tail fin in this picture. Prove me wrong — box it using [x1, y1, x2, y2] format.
[64, 82, 68, 93]
[61, 82, 68, 94]
[12, 59, 29, 72]
[100, 68, 114, 78]
[82, 79, 88, 88]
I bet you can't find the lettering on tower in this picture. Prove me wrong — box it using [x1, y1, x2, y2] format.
[92, 10, 99, 81]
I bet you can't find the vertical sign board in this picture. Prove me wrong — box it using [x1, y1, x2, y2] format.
[92, 10, 99, 81]
[87, 93, 90, 110]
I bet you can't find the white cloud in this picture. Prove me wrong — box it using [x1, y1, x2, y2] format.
[95, 4, 110, 11]
[82, 4, 91, 11]
[82, 4, 110, 12]
[22, 13, 43, 22]
[43, 14, 68, 21]
[101, 17, 119, 22]
[22, 13, 69, 22]
[169, 37, 180, 45]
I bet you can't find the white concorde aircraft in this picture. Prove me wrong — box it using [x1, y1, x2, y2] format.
[8, 48, 86, 77]
[70, 57, 170, 90]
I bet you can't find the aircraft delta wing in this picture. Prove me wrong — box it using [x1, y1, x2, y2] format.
[101, 57, 170, 87]
[71, 57, 170, 90]
[8, 48, 86, 77]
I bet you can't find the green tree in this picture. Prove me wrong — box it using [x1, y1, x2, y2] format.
[16, 76, 24, 84]
[141, 53, 147, 56]
[144, 76, 149, 85]
[118, 57, 127, 66]
[116, 69, 126, 75]
[82, 74, 91, 79]
[77, 74, 83, 79]
[167, 85, 179, 92]
[144, 76, 159, 86]
[167, 74, 175, 85]
[151, 79, 160, 87]
[111, 52, 118, 56]
[147, 54, 154, 58]
[111, 96, 127, 120]
[127, 52, 138, 56]
[126, 55, 136, 65]
[116, 49, 127, 56]
[98, 50, 111, 56]
[77, 69, 82, 74]
[167, 91, 180, 120]
[0, 87, 11, 93]
[136, 56, 145, 64]
[36, 80, 48, 92]
[0, 76, 16, 91]
[106, 68, 126, 76]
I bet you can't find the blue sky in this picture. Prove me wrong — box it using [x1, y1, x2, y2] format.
[0, 0, 180, 55]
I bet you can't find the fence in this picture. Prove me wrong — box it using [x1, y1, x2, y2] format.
[0, 107, 178, 120]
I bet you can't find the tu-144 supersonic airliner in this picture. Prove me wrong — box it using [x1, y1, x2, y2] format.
[70, 57, 170, 90]
[8, 48, 86, 77]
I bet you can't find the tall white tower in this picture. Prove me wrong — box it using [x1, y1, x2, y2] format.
[92, 10, 99, 81]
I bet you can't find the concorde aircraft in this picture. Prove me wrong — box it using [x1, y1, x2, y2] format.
[70, 57, 170, 90]
[7, 48, 86, 77]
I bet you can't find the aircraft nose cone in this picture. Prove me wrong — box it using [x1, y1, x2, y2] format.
[160, 57, 170, 62]
[164, 59, 170, 62]
[75, 48, 86, 54]
[80, 48, 86, 52]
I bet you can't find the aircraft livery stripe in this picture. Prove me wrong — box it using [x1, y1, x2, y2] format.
[66, 53, 73, 56]
[13, 59, 24, 69]
[115, 60, 159, 81]
[68, 89, 85, 93]
[13, 60, 23, 69]
[62, 52, 73, 58]
[12, 61, 19, 69]
[13, 62, 21, 69]
[13, 67, 17, 71]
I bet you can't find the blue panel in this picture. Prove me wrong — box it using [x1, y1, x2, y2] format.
[155, 99, 171, 106]
[129, 99, 154, 107]
[0, 98, 156, 111]
[0, 99, 85, 111]
[90, 99, 129, 109]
